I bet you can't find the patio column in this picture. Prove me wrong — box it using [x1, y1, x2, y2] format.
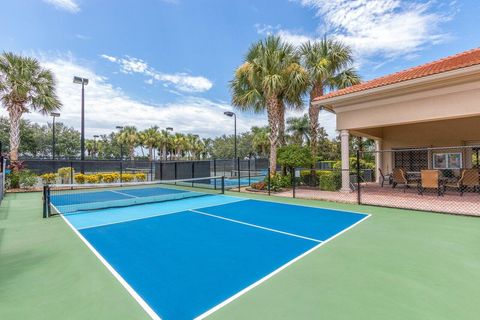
[340, 129, 351, 192]
[375, 139, 382, 183]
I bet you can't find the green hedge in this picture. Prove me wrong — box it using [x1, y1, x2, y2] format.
[300, 170, 341, 191]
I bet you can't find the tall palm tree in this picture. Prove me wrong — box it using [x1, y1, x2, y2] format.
[140, 126, 160, 161]
[286, 115, 310, 145]
[251, 126, 269, 157]
[231, 36, 308, 174]
[157, 129, 171, 160]
[299, 38, 360, 160]
[171, 133, 187, 160]
[0, 52, 61, 161]
[117, 126, 139, 160]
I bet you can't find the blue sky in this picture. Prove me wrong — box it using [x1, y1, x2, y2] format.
[1, 0, 479, 138]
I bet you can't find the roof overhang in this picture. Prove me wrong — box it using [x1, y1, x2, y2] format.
[313, 64, 480, 109]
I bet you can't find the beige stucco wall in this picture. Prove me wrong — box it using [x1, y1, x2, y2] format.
[335, 78, 480, 133]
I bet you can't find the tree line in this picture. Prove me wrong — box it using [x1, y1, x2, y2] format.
[0, 115, 342, 161]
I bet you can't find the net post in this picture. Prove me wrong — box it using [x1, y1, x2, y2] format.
[46, 186, 52, 218]
[267, 167, 271, 196]
[237, 157, 241, 192]
[221, 176, 225, 194]
[42, 185, 47, 218]
[213, 159, 217, 190]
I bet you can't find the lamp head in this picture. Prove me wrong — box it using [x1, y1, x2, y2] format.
[224, 111, 235, 117]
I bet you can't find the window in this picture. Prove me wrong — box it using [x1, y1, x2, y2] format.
[433, 152, 462, 169]
[394, 149, 428, 171]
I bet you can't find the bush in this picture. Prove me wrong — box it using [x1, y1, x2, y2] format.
[19, 170, 37, 189]
[58, 167, 74, 183]
[333, 157, 375, 170]
[265, 173, 291, 192]
[121, 173, 135, 182]
[135, 173, 147, 182]
[84, 174, 101, 184]
[41, 173, 57, 185]
[277, 145, 313, 170]
[101, 173, 119, 183]
[251, 181, 266, 190]
[318, 171, 341, 191]
[74, 173, 86, 184]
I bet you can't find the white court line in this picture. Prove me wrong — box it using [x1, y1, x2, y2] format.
[189, 209, 322, 243]
[110, 190, 138, 198]
[76, 198, 249, 230]
[59, 214, 161, 320]
[194, 213, 371, 320]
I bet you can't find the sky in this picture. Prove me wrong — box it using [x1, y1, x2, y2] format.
[0, 0, 479, 139]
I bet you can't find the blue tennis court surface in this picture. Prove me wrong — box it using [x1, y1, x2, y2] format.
[63, 195, 369, 319]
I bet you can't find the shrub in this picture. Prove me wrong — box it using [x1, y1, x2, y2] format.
[101, 173, 117, 183]
[135, 173, 147, 182]
[58, 167, 74, 183]
[84, 174, 101, 184]
[251, 181, 266, 190]
[121, 173, 135, 182]
[277, 145, 313, 170]
[41, 173, 57, 185]
[74, 173, 86, 184]
[19, 170, 37, 189]
[333, 157, 375, 170]
[317, 170, 341, 191]
[265, 173, 291, 192]
[6, 172, 20, 189]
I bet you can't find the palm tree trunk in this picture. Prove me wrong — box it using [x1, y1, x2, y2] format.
[162, 145, 167, 160]
[309, 84, 323, 166]
[130, 146, 135, 160]
[8, 107, 23, 161]
[266, 97, 280, 175]
[278, 102, 286, 146]
[148, 147, 153, 161]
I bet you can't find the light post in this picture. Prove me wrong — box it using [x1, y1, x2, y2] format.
[93, 135, 99, 159]
[73, 76, 89, 164]
[224, 111, 237, 160]
[166, 127, 173, 160]
[50, 112, 60, 160]
[116, 126, 124, 160]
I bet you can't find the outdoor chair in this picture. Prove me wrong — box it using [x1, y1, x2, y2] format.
[392, 168, 412, 192]
[378, 168, 391, 187]
[418, 170, 444, 196]
[444, 169, 480, 196]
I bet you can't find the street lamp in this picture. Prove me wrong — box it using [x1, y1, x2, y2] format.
[224, 111, 237, 160]
[50, 112, 60, 160]
[73, 76, 89, 162]
[165, 127, 173, 160]
[93, 135, 99, 159]
[116, 126, 124, 160]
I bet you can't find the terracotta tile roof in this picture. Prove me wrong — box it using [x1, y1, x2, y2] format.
[314, 47, 480, 102]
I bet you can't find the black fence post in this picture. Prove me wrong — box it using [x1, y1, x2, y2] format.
[160, 162, 163, 180]
[221, 176, 225, 194]
[248, 158, 251, 185]
[70, 161, 74, 184]
[174, 162, 178, 180]
[237, 157, 241, 192]
[356, 149, 361, 204]
[292, 167, 296, 198]
[150, 161, 154, 181]
[120, 161, 123, 183]
[267, 167, 271, 196]
[191, 162, 195, 187]
[213, 158, 217, 190]
[46, 186, 51, 218]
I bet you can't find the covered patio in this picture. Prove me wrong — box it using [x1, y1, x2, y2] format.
[308, 48, 480, 215]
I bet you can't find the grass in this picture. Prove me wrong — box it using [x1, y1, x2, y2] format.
[1, 191, 479, 319]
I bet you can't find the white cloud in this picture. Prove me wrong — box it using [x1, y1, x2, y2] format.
[43, 0, 80, 13]
[0, 55, 264, 138]
[261, 1, 453, 60]
[101, 54, 213, 93]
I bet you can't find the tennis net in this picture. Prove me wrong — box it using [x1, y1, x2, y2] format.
[43, 176, 225, 217]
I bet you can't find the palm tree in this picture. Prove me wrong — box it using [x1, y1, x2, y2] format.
[140, 126, 160, 161]
[231, 36, 308, 174]
[286, 115, 310, 145]
[117, 126, 139, 160]
[251, 126, 269, 157]
[85, 139, 95, 158]
[157, 129, 171, 160]
[0, 52, 61, 161]
[171, 133, 187, 160]
[299, 38, 360, 161]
